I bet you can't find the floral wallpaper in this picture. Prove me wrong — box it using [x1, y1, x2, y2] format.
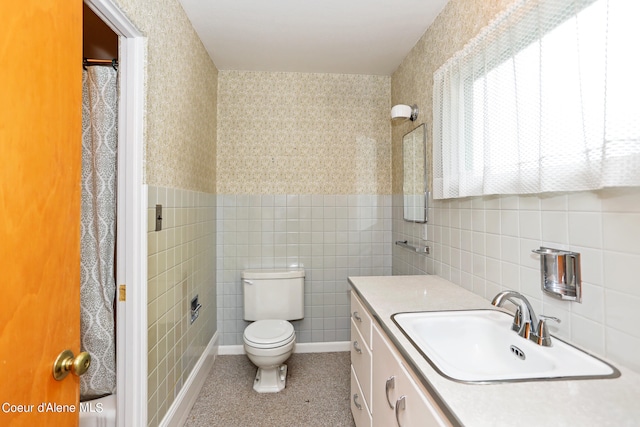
[114, 0, 218, 193]
[217, 71, 391, 195]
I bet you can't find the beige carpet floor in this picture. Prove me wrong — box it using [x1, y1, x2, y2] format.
[185, 352, 356, 427]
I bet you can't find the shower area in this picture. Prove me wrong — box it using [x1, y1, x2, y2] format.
[80, 4, 119, 426]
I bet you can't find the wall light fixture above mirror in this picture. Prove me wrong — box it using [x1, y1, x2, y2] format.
[391, 104, 419, 122]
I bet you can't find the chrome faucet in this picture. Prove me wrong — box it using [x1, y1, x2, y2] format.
[491, 291, 560, 346]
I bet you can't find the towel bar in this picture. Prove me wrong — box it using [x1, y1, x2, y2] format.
[395, 240, 430, 254]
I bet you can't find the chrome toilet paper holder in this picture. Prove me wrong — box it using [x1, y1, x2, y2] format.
[532, 247, 582, 303]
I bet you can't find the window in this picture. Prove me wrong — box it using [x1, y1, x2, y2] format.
[433, 0, 640, 199]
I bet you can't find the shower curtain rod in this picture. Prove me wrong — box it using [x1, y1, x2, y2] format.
[83, 58, 118, 70]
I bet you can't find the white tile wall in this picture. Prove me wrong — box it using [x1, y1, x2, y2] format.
[146, 186, 216, 427]
[393, 187, 640, 373]
[217, 194, 392, 345]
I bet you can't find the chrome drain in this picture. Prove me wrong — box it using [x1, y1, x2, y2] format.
[510, 345, 526, 360]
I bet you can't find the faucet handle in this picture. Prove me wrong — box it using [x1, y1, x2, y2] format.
[511, 307, 522, 333]
[539, 315, 561, 323]
[512, 307, 532, 339]
[536, 315, 561, 346]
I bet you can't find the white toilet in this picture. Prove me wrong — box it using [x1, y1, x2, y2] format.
[242, 268, 305, 393]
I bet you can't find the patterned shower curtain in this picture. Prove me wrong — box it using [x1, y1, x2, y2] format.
[80, 66, 118, 400]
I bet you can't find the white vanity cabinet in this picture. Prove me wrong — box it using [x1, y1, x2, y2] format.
[350, 291, 450, 427]
[350, 291, 373, 427]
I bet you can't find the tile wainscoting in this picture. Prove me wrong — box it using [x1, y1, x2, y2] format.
[146, 186, 216, 427]
[216, 194, 392, 345]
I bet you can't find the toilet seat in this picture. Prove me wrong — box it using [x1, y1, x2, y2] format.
[244, 320, 295, 349]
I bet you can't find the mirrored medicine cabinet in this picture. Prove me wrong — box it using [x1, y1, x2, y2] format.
[402, 123, 428, 223]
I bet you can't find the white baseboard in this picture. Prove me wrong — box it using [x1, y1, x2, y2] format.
[295, 341, 351, 353]
[218, 344, 244, 355]
[218, 340, 350, 355]
[159, 332, 218, 427]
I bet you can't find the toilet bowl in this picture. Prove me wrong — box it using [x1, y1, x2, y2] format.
[242, 268, 305, 393]
[243, 319, 296, 392]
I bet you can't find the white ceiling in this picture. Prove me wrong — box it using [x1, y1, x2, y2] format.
[178, 0, 449, 76]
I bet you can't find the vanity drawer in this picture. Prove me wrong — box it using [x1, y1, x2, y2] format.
[351, 317, 372, 407]
[351, 365, 372, 427]
[351, 291, 372, 349]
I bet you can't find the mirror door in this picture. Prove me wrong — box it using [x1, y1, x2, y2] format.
[402, 124, 427, 223]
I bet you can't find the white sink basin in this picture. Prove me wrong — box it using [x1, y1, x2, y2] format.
[392, 310, 619, 383]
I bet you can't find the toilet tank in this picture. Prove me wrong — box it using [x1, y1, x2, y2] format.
[242, 269, 305, 321]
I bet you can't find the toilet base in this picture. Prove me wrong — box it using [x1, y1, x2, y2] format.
[253, 364, 288, 393]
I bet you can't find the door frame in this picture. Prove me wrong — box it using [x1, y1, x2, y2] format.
[83, 1, 147, 426]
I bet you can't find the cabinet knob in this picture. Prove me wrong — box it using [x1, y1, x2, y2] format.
[352, 311, 362, 322]
[353, 340, 362, 354]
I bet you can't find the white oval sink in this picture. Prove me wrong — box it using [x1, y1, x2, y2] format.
[392, 310, 619, 383]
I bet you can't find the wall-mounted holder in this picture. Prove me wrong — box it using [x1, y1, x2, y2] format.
[190, 295, 202, 324]
[395, 240, 430, 254]
[532, 247, 581, 303]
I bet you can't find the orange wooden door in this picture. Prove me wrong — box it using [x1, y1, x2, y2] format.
[0, 0, 82, 426]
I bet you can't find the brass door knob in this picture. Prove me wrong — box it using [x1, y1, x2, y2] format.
[52, 349, 91, 381]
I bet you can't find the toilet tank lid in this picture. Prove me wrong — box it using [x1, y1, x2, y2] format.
[241, 268, 305, 280]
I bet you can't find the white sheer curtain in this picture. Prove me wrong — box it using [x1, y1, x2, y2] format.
[80, 66, 118, 400]
[433, 0, 640, 199]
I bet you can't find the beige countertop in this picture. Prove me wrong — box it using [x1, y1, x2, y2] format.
[348, 275, 640, 427]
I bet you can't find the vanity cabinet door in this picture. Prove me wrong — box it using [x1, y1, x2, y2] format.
[372, 324, 449, 427]
[372, 324, 401, 427]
